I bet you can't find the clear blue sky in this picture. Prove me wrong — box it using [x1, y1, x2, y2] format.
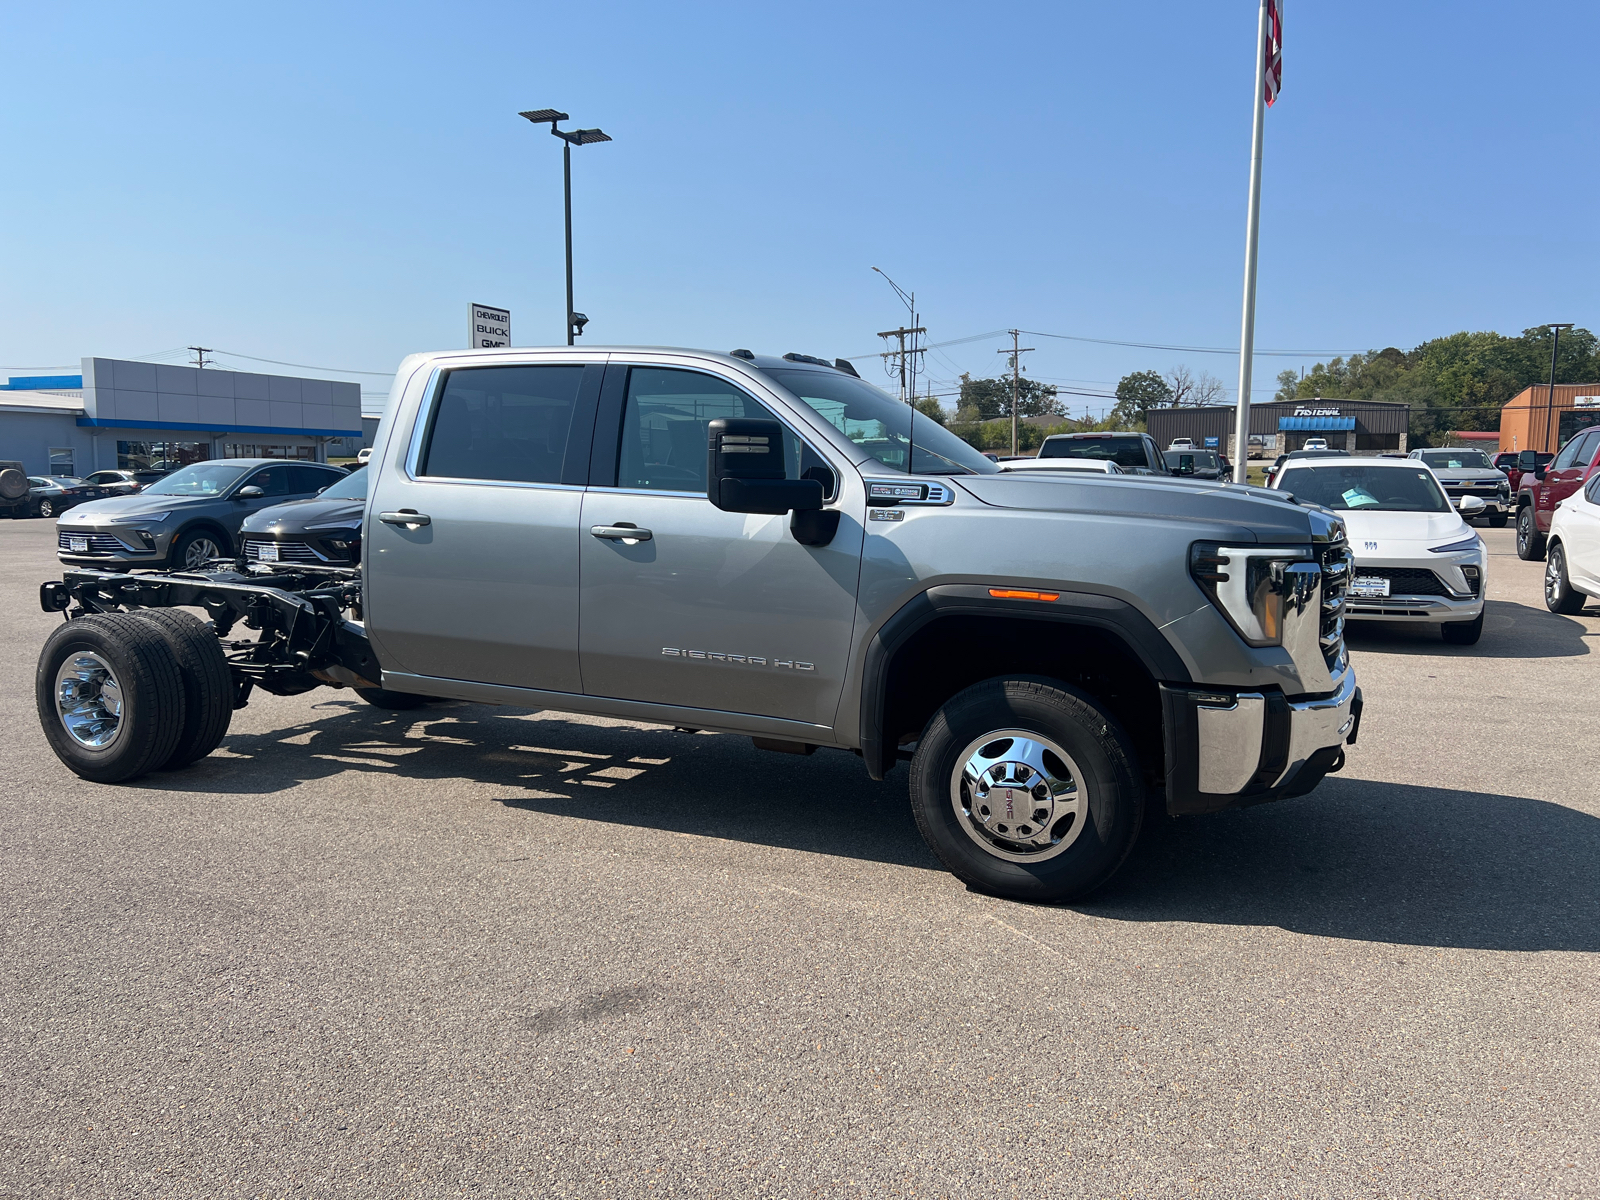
[3, 1, 1595, 414]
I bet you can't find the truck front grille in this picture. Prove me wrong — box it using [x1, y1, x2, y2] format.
[1319, 537, 1349, 671]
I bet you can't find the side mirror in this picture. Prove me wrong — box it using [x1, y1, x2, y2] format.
[706, 419, 823, 515]
[1517, 450, 1537, 471]
[1176, 453, 1195, 476]
[236, 485, 265, 499]
[1458, 495, 1487, 515]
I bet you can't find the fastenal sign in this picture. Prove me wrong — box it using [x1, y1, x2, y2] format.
[469, 303, 511, 349]
[1293, 404, 1342, 417]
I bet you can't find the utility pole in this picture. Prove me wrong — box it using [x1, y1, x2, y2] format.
[997, 330, 1035, 457]
[877, 325, 926, 403]
[188, 346, 213, 368]
[1544, 322, 1574, 452]
[871, 267, 924, 403]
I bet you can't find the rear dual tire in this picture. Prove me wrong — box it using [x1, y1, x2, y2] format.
[36, 610, 233, 783]
[909, 677, 1144, 904]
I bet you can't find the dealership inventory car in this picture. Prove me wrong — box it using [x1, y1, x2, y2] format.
[26, 476, 93, 518]
[1161, 449, 1228, 480]
[79, 468, 169, 496]
[1272, 456, 1486, 644]
[1542, 471, 1600, 613]
[1515, 427, 1600, 560]
[238, 465, 367, 566]
[1035, 432, 1172, 475]
[1408, 447, 1511, 526]
[56, 459, 348, 569]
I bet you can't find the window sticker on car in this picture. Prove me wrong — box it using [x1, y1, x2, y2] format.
[1342, 487, 1379, 507]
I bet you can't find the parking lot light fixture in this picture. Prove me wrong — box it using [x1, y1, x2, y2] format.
[519, 109, 613, 345]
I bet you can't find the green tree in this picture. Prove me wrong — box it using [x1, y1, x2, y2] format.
[1108, 369, 1172, 428]
[957, 372, 1061, 420]
[912, 392, 947, 426]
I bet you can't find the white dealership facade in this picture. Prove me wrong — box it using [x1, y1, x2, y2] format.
[0, 357, 364, 477]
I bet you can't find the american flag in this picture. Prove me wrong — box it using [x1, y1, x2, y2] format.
[1264, 0, 1283, 106]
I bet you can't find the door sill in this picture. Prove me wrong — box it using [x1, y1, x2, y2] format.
[380, 670, 841, 743]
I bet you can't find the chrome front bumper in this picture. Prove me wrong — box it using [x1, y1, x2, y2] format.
[1160, 668, 1361, 816]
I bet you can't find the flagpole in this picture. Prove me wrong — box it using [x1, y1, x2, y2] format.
[1232, 0, 1271, 483]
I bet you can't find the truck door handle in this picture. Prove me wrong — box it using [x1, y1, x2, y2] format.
[590, 524, 652, 542]
[379, 510, 431, 527]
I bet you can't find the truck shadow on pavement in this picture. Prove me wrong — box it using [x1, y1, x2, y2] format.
[1085, 775, 1600, 953]
[1345, 599, 1593, 658]
[152, 700, 1600, 952]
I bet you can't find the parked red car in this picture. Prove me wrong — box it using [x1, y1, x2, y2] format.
[1516, 432, 1600, 560]
[1495, 450, 1552, 494]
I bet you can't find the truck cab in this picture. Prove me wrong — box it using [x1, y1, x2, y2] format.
[1516, 427, 1600, 560]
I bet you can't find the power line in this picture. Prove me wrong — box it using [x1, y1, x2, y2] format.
[1020, 329, 1360, 358]
[210, 349, 394, 376]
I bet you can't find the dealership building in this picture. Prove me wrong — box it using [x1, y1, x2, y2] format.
[1146, 397, 1410, 459]
[1496, 383, 1600, 455]
[0, 357, 365, 478]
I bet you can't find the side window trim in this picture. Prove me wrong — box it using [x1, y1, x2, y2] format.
[593, 362, 841, 498]
[403, 362, 604, 489]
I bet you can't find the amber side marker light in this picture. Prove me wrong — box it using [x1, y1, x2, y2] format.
[988, 588, 1060, 602]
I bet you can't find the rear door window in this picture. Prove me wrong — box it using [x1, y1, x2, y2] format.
[290, 465, 344, 493]
[420, 365, 587, 485]
[244, 466, 295, 497]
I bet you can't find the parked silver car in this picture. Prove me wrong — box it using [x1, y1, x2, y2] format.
[56, 459, 348, 569]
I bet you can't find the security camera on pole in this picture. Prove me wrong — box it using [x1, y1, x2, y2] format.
[1231, 0, 1283, 483]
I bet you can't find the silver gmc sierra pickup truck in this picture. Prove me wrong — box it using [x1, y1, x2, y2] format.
[35, 347, 1361, 903]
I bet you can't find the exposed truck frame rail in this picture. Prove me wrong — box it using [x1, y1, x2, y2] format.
[41, 566, 380, 705]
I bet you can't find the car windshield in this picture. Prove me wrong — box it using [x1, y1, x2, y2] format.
[1279, 464, 1450, 512]
[318, 466, 367, 499]
[764, 368, 998, 475]
[1419, 450, 1492, 470]
[1040, 436, 1147, 467]
[142, 462, 250, 497]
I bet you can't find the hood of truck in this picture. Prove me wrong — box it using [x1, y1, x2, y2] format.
[951, 473, 1314, 542]
[1427, 466, 1504, 484]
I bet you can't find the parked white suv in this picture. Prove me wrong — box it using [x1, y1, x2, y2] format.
[1543, 472, 1600, 613]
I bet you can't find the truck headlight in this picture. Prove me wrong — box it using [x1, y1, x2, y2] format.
[1190, 542, 1316, 647]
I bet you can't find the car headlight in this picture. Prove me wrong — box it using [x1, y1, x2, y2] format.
[1428, 535, 1482, 554]
[1190, 543, 1317, 647]
[106, 511, 170, 524]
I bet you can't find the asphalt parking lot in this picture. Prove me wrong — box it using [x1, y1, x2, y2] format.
[2, 517, 1597, 1199]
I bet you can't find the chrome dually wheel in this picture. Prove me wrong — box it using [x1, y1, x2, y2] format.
[55, 651, 125, 748]
[952, 729, 1087, 863]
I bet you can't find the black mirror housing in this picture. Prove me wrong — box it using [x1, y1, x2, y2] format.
[1518, 450, 1537, 470]
[707, 418, 824, 515]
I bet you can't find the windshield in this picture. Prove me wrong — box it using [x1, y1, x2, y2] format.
[142, 462, 251, 497]
[1419, 450, 1492, 470]
[764, 368, 998, 476]
[1040, 436, 1148, 467]
[1279, 464, 1450, 512]
[318, 466, 368, 500]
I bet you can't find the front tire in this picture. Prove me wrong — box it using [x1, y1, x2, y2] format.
[909, 677, 1144, 904]
[1441, 610, 1485, 645]
[36, 615, 186, 783]
[1544, 543, 1588, 614]
[1516, 506, 1545, 560]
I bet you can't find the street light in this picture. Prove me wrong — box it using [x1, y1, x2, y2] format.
[1544, 322, 1575, 453]
[520, 109, 613, 346]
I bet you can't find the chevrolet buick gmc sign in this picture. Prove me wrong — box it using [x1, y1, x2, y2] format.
[469, 303, 511, 349]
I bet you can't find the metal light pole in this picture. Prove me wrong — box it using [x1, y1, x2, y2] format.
[1544, 322, 1574, 453]
[520, 109, 612, 345]
[871, 267, 924, 404]
[1231, 0, 1272, 483]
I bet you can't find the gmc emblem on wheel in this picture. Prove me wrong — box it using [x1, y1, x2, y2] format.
[661, 648, 814, 670]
